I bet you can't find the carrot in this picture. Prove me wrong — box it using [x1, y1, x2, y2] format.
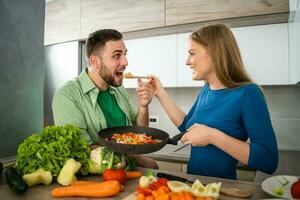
[71, 180, 99, 186]
[126, 170, 142, 179]
[145, 195, 154, 200]
[51, 180, 121, 198]
[183, 191, 194, 200]
[137, 193, 145, 200]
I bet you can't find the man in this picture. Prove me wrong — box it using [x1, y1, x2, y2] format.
[52, 29, 157, 168]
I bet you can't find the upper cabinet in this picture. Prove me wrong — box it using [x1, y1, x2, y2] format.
[165, 0, 289, 26]
[123, 35, 177, 88]
[232, 23, 289, 85]
[44, 0, 290, 45]
[288, 1, 300, 84]
[44, 0, 80, 45]
[80, 0, 165, 39]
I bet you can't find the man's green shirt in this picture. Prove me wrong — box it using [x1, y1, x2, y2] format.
[52, 69, 137, 144]
[97, 89, 126, 128]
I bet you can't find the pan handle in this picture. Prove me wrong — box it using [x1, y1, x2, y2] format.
[167, 131, 186, 145]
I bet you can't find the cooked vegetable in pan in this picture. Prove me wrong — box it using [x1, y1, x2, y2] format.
[108, 132, 161, 144]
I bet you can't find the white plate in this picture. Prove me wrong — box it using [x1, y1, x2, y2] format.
[261, 175, 298, 199]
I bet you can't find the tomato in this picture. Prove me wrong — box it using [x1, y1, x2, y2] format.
[136, 186, 153, 195]
[102, 169, 126, 184]
[291, 179, 300, 198]
[148, 178, 168, 190]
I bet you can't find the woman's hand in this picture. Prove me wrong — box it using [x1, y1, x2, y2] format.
[180, 124, 218, 146]
[136, 78, 153, 107]
[149, 75, 165, 98]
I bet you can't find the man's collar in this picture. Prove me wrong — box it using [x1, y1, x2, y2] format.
[78, 68, 97, 94]
[78, 68, 118, 94]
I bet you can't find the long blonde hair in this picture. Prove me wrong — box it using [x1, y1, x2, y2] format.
[190, 24, 252, 88]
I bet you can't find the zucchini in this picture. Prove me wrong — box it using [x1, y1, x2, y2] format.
[5, 167, 28, 194]
[0, 162, 3, 175]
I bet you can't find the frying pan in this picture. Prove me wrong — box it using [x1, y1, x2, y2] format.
[97, 126, 185, 154]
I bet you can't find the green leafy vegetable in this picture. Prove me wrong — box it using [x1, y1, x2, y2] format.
[15, 125, 90, 177]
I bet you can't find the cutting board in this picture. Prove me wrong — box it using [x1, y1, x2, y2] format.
[122, 192, 136, 200]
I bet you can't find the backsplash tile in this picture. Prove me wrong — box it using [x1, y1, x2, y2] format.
[272, 118, 300, 150]
[269, 86, 300, 119]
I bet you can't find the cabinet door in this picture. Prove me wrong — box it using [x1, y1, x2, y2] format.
[80, 0, 165, 39]
[166, 0, 289, 26]
[177, 32, 205, 87]
[124, 35, 177, 88]
[289, 2, 300, 84]
[232, 23, 289, 85]
[44, 0, 80, 45]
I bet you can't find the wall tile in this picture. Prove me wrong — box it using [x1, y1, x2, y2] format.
[271, 86, 300, 118]
[272, 118, 300, 150]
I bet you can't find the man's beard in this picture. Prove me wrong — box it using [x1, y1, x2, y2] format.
[99, 63, 122, 87]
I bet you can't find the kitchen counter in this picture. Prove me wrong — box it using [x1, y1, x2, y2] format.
[0, 167, 272, 200]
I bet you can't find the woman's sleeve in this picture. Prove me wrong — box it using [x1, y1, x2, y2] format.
[242, 84, 278, 174]
[178, 86, 204, 132]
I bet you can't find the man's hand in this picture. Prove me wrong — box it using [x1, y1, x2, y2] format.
[136, 78, 153, 107]
[133, 155, 159, 169]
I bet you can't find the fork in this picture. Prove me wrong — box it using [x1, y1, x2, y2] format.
[275, 176, 289, 188]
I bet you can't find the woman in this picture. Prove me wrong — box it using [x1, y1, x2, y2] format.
[151, 24, 278, 179]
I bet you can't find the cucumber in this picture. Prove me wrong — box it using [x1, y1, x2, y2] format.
[0, 162, 3, 175]
[5, 167, 28, 194]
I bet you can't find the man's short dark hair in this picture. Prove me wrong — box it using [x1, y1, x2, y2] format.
[86, 29, 123, 58]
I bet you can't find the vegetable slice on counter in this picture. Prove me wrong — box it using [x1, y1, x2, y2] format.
[191, 179, 221, 199]
[57, 158, 81, 186]
[167, 181, 191, 193]
[51, 180, 121, 198]
[22, 168, 52, 187]
[5, 167, 28, 194]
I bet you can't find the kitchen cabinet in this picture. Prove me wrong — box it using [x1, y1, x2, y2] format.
[44, 0, 291, 45]
[288, 1, 300, 84]
[44, 0, 80, 45]
[177, 32, 205, 87]
[166, 0, 289, 26]
[80, 0, 165, 39]
[124, 35, 177, 88]
[232, 23, 289, 85]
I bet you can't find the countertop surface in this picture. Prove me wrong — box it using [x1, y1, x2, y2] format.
[145, 143, 190, 163]
[0, 167, 272, 200]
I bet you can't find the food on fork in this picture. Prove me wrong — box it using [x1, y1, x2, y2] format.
[123, 72, 148, 79]
[123, 72, 134, 78]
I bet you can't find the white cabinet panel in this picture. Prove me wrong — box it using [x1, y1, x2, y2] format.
[177, 32, 205, 87]
[288, 1, 300, 84]
[124, 35, 177, 88]
[232, 23, 289, 85]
